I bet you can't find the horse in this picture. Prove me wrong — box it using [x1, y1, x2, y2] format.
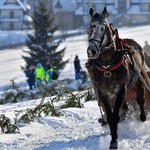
[86, 7, 147, 149]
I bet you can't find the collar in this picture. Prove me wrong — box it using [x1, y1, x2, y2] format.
[95, 57, 123, 71]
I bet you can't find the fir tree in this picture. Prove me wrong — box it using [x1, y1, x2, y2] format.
[23, 1, 69, 71]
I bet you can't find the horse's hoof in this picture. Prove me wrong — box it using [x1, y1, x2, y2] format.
[109, 141, 118, 149]
[140, 113, 147, 122]
[98, 118, 108, 126]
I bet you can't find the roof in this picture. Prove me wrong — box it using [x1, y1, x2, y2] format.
[53, 0, 76, 12]
[55, 0, 63, 9]
[0, 0, 28, 11]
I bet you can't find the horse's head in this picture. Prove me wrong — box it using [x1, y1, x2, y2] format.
[87, 7, 115, 59]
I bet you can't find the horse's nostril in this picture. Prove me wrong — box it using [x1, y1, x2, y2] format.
[92, 50, 96, 55]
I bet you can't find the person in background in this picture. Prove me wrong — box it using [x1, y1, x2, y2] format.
[81, 71, 88, 84]
[143, 41, 150, 56]
[24, 65, 36, 90]
[45, 65, 54, 83]
[74, 55, 82, 81]
[34, 63, 45, 88]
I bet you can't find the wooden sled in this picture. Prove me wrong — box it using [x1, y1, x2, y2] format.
[126, 71, 150, 112]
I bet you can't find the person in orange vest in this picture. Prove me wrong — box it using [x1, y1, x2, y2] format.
[34, 63, 45, 88]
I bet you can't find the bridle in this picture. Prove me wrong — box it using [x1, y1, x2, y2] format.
[87, 18, 114, 59]
[87, 17, 127, 75]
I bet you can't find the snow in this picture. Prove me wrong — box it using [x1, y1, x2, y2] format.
[0, 25, 150, 149]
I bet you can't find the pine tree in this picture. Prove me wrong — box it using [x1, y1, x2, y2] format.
[23, 1, 69, 71]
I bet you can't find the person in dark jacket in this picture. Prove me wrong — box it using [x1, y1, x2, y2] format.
[24, 65, 36, 90]
[74, 55, 82, 80]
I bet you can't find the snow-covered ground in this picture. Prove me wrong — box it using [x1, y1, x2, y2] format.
[0, 25, 150, 150]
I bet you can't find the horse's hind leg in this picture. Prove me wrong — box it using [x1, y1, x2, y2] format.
[136, 79, 147, 122]
[120, 99, 128, 121]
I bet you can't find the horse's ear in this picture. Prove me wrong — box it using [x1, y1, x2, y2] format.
[89, 8, 94, 17]
[102, 6, 109, 18]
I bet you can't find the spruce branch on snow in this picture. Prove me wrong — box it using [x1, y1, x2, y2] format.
[0, 114, 20, 134]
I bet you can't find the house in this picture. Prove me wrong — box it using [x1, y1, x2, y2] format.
[76, 0, 150, 27]
[28, 0, 79, 30]
[52, 0, 81, 30]
[126, 0, 150, 25]
[0, 0, 31, 30]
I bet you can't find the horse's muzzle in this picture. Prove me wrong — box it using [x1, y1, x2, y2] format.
[87, 46, 99, 59]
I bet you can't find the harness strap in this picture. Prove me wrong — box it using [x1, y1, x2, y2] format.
[96, 57, 123, 71]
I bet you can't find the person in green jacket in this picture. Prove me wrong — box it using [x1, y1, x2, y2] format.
[45, 66, 54, 83]
[34, 63, 45, 87]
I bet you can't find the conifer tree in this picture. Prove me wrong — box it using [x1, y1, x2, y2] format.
[23, 1, 69, 71]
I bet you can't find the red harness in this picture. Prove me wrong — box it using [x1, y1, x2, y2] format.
[95, 29, 127, 72]
[96, 57, 123, 71]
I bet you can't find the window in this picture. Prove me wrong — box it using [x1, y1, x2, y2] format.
[140, 3, 150, 12]
[10, 11, 14, 19]
[10, 22, 14, 30]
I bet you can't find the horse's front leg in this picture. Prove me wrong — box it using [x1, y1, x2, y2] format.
[98, 94, 116, 149]
[109, 85, 126, 149]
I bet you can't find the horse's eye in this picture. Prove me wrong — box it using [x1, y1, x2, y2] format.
[91, 25, 96, 28]
[101, 27, 104, 31]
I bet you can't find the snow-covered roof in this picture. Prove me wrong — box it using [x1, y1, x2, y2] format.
[106, 0, 114, 3]
[89, 0, 104, 3]
[0, 0, 28, 11]
[53, 0, 76, 12]
[131, 0, 150, 3]
[0, 5, 24, 10]
[141, 0, 150, 2]
[23, 15, 32, 22]
[0, 0, 5, 6]
[127, 5, 150, 14]
[16, 0, 25, 11]
[131, 0, 140, 2]
[75, 5, 86, 15]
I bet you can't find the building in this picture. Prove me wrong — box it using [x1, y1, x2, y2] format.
[1, 0, 149, 31]
[0, 0, 31, 30]
[52, 0, 79, 30]
[78, 0, 150, 27]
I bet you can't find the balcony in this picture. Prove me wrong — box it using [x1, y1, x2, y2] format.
[1, 16, 21, 22]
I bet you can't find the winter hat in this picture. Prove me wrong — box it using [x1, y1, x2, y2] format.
[36, 63, 42, 68]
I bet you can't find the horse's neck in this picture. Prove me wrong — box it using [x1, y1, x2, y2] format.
[99, 44, 116, 62]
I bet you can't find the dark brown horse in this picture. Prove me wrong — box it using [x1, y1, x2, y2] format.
[86, 7, 147, 149]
